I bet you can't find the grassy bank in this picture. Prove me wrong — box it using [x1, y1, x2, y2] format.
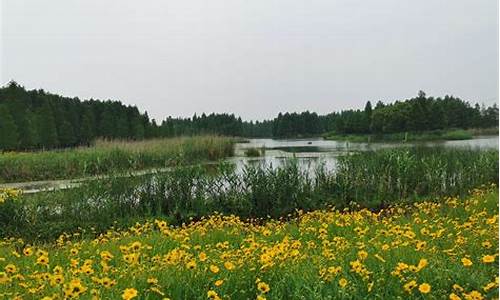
[1, 147, 497, 241]
[0, 186, 497, 299]
[0, 136, 235, 183]
[324, 127, 498, 143]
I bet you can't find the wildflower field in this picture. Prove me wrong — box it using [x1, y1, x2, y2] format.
[0, 186, 498, 300]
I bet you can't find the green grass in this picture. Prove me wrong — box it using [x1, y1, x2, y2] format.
[323, 127, 498, 143]
[0, 136, 235, 183]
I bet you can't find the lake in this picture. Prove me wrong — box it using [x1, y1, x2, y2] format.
[2, 136, 497, 193]
[230, 136, 499, 173]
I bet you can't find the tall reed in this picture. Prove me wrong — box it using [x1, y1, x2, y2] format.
[0, 136, 234, 183]
[2, 147, 497, 241]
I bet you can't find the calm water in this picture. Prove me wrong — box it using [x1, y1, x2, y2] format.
[3, 136, 497, 193]
[231, 136, 499, 173]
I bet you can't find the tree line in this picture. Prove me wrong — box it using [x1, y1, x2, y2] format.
[0, 82, 498, 150]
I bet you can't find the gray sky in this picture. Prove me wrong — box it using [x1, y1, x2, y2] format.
[1, 0, 498, 121]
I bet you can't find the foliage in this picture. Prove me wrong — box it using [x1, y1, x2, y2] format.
[326, 93, 498, 137]
[0, 187, 497, 299]
[324, 128, 476, 142]
[0, 136, 234, 183]
[0, 105, 19, 150]
[1, 83, 498, 151]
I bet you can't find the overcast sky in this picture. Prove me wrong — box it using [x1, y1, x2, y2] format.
[1, 0, 498, 121]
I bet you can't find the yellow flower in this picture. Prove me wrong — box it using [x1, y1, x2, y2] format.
[207, 290, 220, 300]
[4, 264, 16, 274]
[357, 250, 368, 260]
[257, 281, 270, 293]
[101, 277, 116, 288]
[23, 247, 33, 256]
[449, 293, 461, 300]
[50, 274, 65, 286]
[464, 290, 483, 300]
[418, 283, 431, 294]
[482, 255, 495, 263]
[64, 279, 87, 298]
[123, 253, 140, 265]
[186, 260, 197, 270]
[224, 261, 235, 271]
[122, 288, 138, 300]
[482, 241, 492, 248]
[0, 272, 10, 284]
[210, 265, 220, 274]
[461, 257, 473, 267]
[417, 258, 428, 270]
[416, 241, 427, 251]
[37, 255, 49, 266]
[147, 277, 158, 285]
[53, 265, 63, 274]
[339, 278, 348, 288]
[483, 281, 496, 292]
[199, 252, 208, 262]
[130, 241, 142, 251]
[404, 280, 417, 293]
[215, 279, 224, 287]
[100, 251, 114, 261]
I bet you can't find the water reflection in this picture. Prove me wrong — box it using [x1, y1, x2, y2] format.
[232, 136, 499, 174]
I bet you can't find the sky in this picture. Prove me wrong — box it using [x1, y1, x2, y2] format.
[1, 0, 498, 121]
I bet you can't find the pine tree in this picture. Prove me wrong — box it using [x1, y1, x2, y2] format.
[37, 101, 59, 148]
[80, 109, 95, 144]
[58, 119, 76, 147]
[0, 105, 19, 150]
[17, 110, 39, 149]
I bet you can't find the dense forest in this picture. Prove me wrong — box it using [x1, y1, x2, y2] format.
[0, 82, 498, 150]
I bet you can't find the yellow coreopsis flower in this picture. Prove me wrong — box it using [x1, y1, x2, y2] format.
[339, 278, 348, 288]
[224, 261, 235, 271]
[449, 292, 461, 300]
[215, 279, 224, 287]
[461, 257, 473, 267]
[37, 255, 49, 266]
[257, 281, 270, 293]
[23, 247, 33, 256]
[4, 264, 16, 274]
[482, 255, 495, 263]
[209, 265, 220, 274]
[122, 288, 138, 300]
[418, 283, 431, 294]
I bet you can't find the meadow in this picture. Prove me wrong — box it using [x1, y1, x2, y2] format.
[0, 136, 234, 183]
[0, 185, 497, 299]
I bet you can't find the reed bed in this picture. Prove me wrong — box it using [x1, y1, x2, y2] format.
[0, 136, 234, 183]
[1, 147, 497, 241]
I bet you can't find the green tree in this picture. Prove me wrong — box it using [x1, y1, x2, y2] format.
[80, 109, 95, 144]
[0, 105, 19, 150]
[37, 101, 59, 148]
[58, 119, 76, 146]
